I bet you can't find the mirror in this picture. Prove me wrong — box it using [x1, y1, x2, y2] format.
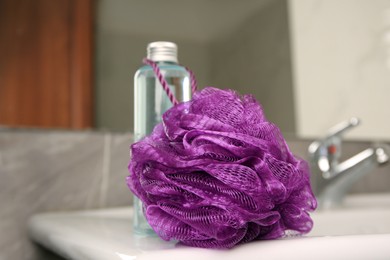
[95, 0, 390, 141]
[94, 0, 295, 134]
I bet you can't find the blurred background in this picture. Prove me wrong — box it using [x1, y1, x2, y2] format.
[1, 0, 390, 259]
[1, 0, 389, 138]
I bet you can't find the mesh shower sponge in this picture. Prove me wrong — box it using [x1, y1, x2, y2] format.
[127, 87, 317, 249]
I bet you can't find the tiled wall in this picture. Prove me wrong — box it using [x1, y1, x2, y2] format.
[1, 130, 389, 259]
[0, 129, 133, 260]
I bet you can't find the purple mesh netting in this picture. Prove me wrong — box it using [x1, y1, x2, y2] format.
[127, 87, 317, 249]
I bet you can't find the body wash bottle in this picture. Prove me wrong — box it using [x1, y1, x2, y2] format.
[133, 41, 192, 234]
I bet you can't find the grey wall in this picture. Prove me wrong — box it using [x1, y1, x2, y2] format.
[0, 129, 133, 260]
[209, 0, 296, 134]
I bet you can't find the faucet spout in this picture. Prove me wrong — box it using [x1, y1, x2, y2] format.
[318, 147, 388, 209]
[308, 117, 390, 209]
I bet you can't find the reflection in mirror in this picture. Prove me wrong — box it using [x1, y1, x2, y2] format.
[95, 0, 390, 141]
[94, 0, 295, 135]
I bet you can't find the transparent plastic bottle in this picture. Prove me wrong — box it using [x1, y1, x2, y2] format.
[133, 41, 192, 234]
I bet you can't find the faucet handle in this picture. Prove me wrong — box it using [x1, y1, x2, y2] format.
[308, 117, 360, 172]
[327, 117, 360, 139]
[308, 117, 360, 157]
[324, 117, 360, 163]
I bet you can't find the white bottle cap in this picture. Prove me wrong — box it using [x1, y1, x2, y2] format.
[147, 41, 178, 63]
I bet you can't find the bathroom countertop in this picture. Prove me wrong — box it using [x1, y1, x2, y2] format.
[28, 205, 390, 260]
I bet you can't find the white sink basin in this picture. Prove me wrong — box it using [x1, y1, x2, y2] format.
[28, 193, 390, 260]
[310, 193, 390, 237]
[310, 208, 390, 237]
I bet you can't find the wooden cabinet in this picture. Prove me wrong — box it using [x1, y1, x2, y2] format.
[0, 0, 94, 129]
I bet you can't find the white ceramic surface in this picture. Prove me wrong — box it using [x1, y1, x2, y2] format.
[29, 193, 390, 260]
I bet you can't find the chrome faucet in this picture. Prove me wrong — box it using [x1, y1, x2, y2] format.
[308, 117, 389, 209]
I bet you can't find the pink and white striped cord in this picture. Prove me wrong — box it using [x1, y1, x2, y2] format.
[142, 58, 197, 106]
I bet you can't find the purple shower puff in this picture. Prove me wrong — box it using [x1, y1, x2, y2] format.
[127, 87, 317, 249]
